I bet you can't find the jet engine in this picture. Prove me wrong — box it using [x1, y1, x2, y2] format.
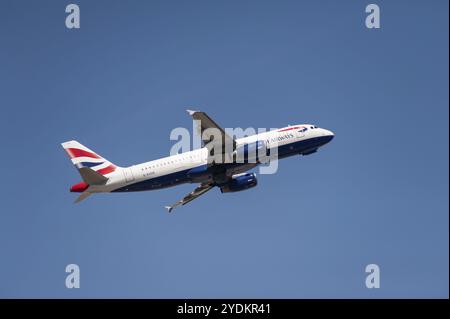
[220, 173, 258, 193]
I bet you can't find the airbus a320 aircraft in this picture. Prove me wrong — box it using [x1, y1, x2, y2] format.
[62, 110, 334, 212]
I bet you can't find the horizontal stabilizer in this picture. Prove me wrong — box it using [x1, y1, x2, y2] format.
[75, 192, 91, 203]
[79, 167, 108, 185]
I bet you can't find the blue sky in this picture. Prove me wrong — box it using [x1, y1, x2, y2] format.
[0, 0, 448, 298]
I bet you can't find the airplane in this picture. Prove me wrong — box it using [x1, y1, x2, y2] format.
[61, 110, 334, 212]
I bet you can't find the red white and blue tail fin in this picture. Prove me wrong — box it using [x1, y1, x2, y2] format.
[61, 140, 119, 176]
[61, 140, 120, 203]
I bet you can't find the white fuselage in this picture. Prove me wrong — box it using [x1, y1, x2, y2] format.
[89, 124, 334, 194]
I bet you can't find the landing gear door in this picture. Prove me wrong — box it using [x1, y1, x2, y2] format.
[123, 167, 135, 183]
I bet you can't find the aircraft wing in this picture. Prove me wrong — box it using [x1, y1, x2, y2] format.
[165, 183, 214, 213]
[187, 109, 236, 153]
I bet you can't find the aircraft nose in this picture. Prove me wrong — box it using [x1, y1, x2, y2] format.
[327, 130, 334, 139]
[322, 129, 334, 143]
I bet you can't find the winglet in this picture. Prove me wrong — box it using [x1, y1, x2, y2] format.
[186, 109, 198, 116]
[165, 206, 174, 213]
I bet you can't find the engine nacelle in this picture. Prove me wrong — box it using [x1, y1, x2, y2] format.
[220, 173, 258, 193]
[233, 140, 267, 163]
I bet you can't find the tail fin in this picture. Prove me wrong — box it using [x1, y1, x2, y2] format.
[61, 140, 119, 176]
